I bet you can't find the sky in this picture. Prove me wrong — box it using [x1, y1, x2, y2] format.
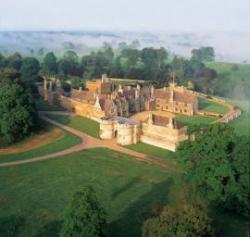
[0, 0, 250, 32]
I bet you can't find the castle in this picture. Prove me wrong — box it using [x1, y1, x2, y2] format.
[40, 73, 241, 152]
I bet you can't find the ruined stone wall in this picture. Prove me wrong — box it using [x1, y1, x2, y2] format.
[59, 96, 105, 118]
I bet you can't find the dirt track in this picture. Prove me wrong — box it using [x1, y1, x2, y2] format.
[0, 114, 173, 169]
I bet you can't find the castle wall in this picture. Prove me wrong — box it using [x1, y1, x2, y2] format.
[59, 96, 105, 118]
[155, 99, 196, 116]
[140, 123, 188, 151]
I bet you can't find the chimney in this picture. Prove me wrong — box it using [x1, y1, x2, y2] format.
[118, 84, 123, 94]
[49, 81, 53, 91]
[151, 85, 154, 98]
[137, 84, 141, 90]
[102, 73, 107, 82]
[135, 89, 139, 99]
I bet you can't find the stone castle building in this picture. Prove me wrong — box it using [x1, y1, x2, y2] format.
[99, 113, 188, 151]
[40, 74, 200, 151]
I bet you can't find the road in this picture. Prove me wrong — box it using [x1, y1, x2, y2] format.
[0, 114, 174, 169]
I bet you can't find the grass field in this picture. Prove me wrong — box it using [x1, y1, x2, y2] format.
[0, 148, 176, 237]
[198, 98, 229, 113]
[0, 128, 81, 163]
[206, 62, 250, 99]
[229, 99, 250, 138]
[127, 143, 175, 160]
[46, 114, 100, 138]
[0, 148, 248, 237]
[175, 114, 216, 126]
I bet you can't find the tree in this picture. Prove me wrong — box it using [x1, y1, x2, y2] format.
[176, 124, 250, 217]
[60, 187, 107, 237]
[0, 67, 21, 84]
[41, 52, 58, 75]
[7, 52, 23, 70]
[20, 57, 40, 79]
[0, 83, 36, 144]
[191, 47, 215, 62]
[143, 205, 215, 237]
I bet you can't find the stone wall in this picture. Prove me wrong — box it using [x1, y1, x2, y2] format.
[140, 123, 188, 151]
[59, 96, 105, 118]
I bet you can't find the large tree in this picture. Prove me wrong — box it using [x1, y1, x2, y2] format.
[20, 57, 40, 79]
[0, 83, 36, 144]
[177, 124, 250, 216]
[191, 47, 215, 62]
[60, 187, 107, 237]
[143, 205, 215, 237]
[41, 52, 58, 75]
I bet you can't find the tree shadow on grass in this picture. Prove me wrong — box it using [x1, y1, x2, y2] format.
[111, 176, 141, 200]
[108, 177, 174, 237]
[0, 215, 26, 237]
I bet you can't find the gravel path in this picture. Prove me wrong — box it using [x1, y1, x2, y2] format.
[0, 114, 173, 169]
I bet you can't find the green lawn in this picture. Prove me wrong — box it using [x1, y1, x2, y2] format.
[0, 148, 247, 237]
[228, 99, 250, 138]
[47, 114, 100, 138]
[198, 98, 229, 113]
[175, 114, 216, 126]
[127, 143, 175, 160]
[0, 129, 81, 163]
[206, 62, 250, 100]
[0, 148, 175, 237]
[35, 99, 65, 111]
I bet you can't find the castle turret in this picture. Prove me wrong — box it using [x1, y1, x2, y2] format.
[148, 113, 153, 124]
[167, 117, 174, 129]
[44, 78, 48, 101]
[94, 95, 102, 111]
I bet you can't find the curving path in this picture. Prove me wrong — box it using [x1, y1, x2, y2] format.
[0, 114, 173, 169]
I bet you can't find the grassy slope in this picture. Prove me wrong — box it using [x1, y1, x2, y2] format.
[0, 148, 248, 237]
[47, 114, 100, 138]
[127, 143, 175, 160]
[0, 148, 175, 237]
[206, 62, 250, 99]
[207, 62, 250, 81]
[229, 99, 250, 138]
[175, 114, 216, 126]
[0, 130, 81, 163]
[198, 98, 229, 113]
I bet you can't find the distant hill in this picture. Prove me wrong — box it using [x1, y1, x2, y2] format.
[0, 31, 249, 62]
[207, 62, 250, 100]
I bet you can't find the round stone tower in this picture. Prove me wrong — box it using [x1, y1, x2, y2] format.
[99, 119, 114, 139]
[117, 123, 134, 145]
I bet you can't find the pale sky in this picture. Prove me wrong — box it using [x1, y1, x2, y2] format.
[0, 0, 250, 32]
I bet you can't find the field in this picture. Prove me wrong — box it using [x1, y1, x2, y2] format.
[175, 114, 216, 126]
[198, 98, 229, 113]
[46, 114, 100, 138]
[0, 148, 176, 237]
[0, 124, 81, 163]
[229, 99, 250, 138]
[127, 143, 175, 160]
[0, 148, 248, 237]
[206, 62, 250, 99]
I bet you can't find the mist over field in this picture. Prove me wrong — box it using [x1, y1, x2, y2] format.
[0, 31, 249, 63]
